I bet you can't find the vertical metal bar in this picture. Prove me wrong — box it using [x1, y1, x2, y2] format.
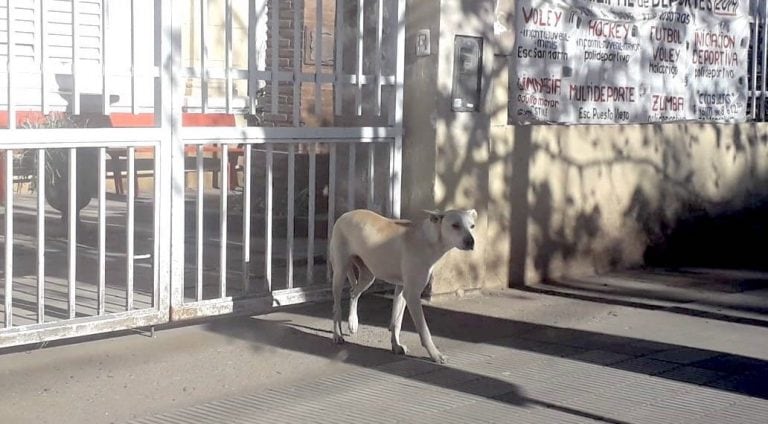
[242, 145, 252, 293]
[37, 149, 46, 323]
[293, 0, 302, 126]
[72, 0, 80, 114]
[387, 141, 394, 217]
[314, 0, 323, 116]
[752, 16, 759, 120]
[391, 0, 405, 218]
[334, 0, 344, 115]
[761, 13, 768, 121]
[6, 2, 15, 129]
[270, 0, 279, 115]
[201, 0, 209, 113]
[247, 0, 260, 115]
[4, 150, 14, 327]
[153, 0, 165, 310]
[374, 0, 382, 115]
[131, 0, 139, 114]
[152, 146, 160, 308]
[101, 0, 110, 114]
[265, 144, 273, 291]
[33, 1, 41, 65]
[152, 1, 163, 296]
[326, 144, 336, 282]
[219, 144, 228, 298]
[98, 147, 106, 315]
[126, 146, 135, 310]
[163, 0, 184, 318]
[68, 148, 77, 319]
[225, 0, 233, 114]
[355, 0, 364, 116]
[40, 0, 48, 115]
[347, 144, 355, 210]
[153, 0, 163, 127]
[367, 144, 374, 209]
[196, 145, 204, 301]
[307, 143, 316, 285]
[286, 144, 295, 288]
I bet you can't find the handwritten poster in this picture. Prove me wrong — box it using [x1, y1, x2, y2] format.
[510, 0, 751, 124]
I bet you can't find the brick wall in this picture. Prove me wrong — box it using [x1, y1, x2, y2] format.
[264, 0, 302, 127]
[301, 0, 337, 126]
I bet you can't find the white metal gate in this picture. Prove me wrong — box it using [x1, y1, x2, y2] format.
[0, 0, 404, 348]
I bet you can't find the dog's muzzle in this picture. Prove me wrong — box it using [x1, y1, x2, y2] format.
[462, 236, 475, 251]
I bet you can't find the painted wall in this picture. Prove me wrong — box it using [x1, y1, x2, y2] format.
[403, 0, 497, 296]
[403, 0, 768, 296]
[490, 120, 768, 286]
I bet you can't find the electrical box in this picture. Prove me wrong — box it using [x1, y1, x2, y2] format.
[416, 29, 431, 57]
[451, 35, 483, 112]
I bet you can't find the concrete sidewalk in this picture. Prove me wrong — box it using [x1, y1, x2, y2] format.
[2, 270, 768, 423]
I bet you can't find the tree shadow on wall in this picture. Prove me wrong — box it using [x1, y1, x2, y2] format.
[403, 1, 768, 291]
[524, 136, 768, 291]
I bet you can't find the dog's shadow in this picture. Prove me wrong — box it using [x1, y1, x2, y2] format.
[204, 315, 650, 423]
[204, 316, 530, 409]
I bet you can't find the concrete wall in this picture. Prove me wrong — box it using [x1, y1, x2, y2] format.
[403, 0, 498, 296]
[402, 0, 441, 216]
[403, 0, 768, 296]
[490, 121, 768, 286]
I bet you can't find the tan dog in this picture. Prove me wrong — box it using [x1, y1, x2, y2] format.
[329, 208, 477, 364]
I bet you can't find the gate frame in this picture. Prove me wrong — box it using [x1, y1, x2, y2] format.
[0, 128, 171, 348]
[0, 0, 406, 348]
[164, 0, 407, 322]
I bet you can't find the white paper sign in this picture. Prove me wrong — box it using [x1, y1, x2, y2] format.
[510, 0, 751, 124]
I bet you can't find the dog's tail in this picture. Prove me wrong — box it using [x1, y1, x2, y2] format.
[326, 240, 334, 283]
[328, 217, 356, 287]
[327, 230, 361, 290]
[327, 223, 342, 284]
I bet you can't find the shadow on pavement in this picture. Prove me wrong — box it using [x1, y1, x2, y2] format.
[205, 313, 643, 424]
[527, 268, 768, 328]
[205, 294, 768, 409]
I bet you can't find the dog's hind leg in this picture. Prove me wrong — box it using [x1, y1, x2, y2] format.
[331, 261, 348, 344]
[348, 263, 375, 335]
[389, 285, 408, 355]
[345, 268, 358, 291]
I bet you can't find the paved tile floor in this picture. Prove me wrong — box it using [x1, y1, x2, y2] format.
[3, 268, 768, 423]
[129, 322, 768, 424]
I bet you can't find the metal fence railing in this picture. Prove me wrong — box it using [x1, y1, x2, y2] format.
[0, 0, 406, 348]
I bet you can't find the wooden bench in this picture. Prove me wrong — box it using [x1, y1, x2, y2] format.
[107, 113, 242, 196]
[107, 144, 244, 196]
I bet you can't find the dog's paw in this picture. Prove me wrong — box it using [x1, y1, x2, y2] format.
[430, 352, 447, 364]
[333, 334, 346, 345]
[347, 316, 358, 335]
[392, 344, 408, 355]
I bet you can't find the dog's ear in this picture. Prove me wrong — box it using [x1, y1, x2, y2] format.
[423, 209, 444, 223]
[466, 209, 478, 220]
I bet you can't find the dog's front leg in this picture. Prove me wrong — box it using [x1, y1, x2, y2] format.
[403, 277, 446, 364]
[389, 285, 408, 355]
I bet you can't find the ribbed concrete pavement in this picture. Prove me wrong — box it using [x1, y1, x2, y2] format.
[3, 268, 767, 424]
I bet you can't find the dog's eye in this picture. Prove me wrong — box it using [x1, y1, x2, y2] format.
[451, 223, 461, 229]
[470, 224, 475, 229]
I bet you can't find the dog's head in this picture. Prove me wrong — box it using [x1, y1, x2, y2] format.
[424, 209, 477, 251]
